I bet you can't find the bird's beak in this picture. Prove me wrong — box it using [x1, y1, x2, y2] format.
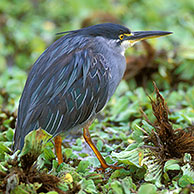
[125, 30, 172, 44]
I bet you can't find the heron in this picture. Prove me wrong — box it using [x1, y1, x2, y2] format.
[13, 23, 172, 170]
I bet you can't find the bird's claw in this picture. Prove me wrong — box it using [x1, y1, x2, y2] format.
[96, 162, 124, 173]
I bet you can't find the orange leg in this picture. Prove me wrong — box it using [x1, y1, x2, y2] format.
[83, 127, 123, 171]
[54, 135, 63, 164]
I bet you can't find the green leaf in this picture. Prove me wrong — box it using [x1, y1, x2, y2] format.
[72, 145, 82, 151]
[57, 182, 69, 192]
[111, 168, 130, 179]
[64, 148, 73, 160]
[138, 184, 157, 194]
[45, 192, 59, 194]
[76, 138, 82, 146]
[111, 180, 124, 194]
[96, 139, 103, 151]
[141, 120, 154, 134]
[43, 147, 55, 160]
[164, 159, 180, 172]
[112, 148, 144, 167]
[122, 176, 136, 193]
[6, 128, 14, 141]
[110, 96, 129, 116]
[143, 150, 162, 186]
[0, 142, 12, 154]
[132, 125, 144, 143]
[20, 128, 52, 157]
[79, 179, 97, 194]
[19, 128, 52, 168]
[87, 157, 99, 168]
[181, 163, 194, 179]
[0, 163, 8, 172]
[77, 160, 90, 173]
[115, 106, 138, 122]
[178, 175, 194, 188]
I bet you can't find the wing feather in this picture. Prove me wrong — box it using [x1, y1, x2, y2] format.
[13, 45, 110, 151]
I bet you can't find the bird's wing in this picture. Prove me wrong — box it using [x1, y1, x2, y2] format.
[14, 47, 110, 150]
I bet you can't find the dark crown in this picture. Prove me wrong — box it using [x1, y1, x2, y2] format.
[58, 23, 131, 39]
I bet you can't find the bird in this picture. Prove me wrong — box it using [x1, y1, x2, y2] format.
[13, 23, 172, 170]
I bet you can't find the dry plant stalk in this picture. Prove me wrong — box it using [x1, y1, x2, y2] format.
[142, 82, 194, 163]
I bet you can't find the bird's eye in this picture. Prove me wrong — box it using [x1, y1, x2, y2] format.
[119, 34, 124, 40]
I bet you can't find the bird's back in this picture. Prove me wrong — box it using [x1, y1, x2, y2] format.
[13, 33, 124, 151]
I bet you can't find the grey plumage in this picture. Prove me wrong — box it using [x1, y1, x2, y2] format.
[13, 29, 126, 151]
[13, 23, 172, 151]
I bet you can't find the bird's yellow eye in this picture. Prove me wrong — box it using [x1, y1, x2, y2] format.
[119, 34, 124, 40]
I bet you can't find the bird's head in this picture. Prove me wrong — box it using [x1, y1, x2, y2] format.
[58, 23, 172, 54]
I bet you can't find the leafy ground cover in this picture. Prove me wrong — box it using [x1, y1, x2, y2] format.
[1, 81, 194, 193]
[1, 0, 194, 193]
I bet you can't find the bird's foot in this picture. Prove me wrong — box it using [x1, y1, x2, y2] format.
[96, 162, 124, 173]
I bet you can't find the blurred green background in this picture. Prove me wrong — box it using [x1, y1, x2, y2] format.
[0, 0, 193, 69]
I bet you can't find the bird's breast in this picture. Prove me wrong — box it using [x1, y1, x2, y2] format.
[106, 53, 126, 100]
[92, 37, 126, 101]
